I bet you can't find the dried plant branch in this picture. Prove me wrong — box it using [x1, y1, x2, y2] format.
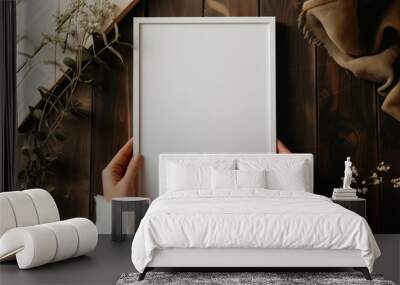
[19, 0, 130, 190]
[345, 162, 399, 195]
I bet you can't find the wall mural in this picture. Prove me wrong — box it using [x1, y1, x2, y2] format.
[16, 0, 400, 233]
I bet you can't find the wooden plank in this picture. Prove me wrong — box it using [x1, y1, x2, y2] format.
[90, 2, 146, 220]
[316, 49, 381, 231]
[51, 84, 92, 219]
[377, 95, 400, 233]
[204, 0, 259, 16]
[146, 0, 203, 16]
[261, 1, 317, 153]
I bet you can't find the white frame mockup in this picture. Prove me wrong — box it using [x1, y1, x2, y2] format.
[133, 17, 276, 198]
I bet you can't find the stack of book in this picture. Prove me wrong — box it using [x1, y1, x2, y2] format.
[332, 188, 358, 200]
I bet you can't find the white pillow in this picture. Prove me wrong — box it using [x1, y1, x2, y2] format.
[211, 169, 236, 190]
[237, 159, 308, 191]
[168, 163, 210, 191]
[211, 169, 267, 190]
[237, 169, 267, 189]
[167, 160, 235, 191]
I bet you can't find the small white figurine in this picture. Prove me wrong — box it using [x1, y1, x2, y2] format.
[342, 157, 353, 189]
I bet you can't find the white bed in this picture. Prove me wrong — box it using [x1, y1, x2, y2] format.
[131, 154, 380, 280]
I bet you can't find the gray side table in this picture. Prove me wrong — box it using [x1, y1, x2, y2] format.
[112, 197, 150, 242]
[331, 198, 366, 219]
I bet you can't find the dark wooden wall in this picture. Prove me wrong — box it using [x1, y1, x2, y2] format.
[34, 0, 399, 233]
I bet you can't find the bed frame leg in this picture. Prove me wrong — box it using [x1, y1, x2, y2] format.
[354, 267, 371, 280]
[138, 268, 148, 281]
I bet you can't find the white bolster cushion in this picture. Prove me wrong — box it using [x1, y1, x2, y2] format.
[0, 226, 57, 268]
[42, 222, 79, 262]
[0, 191, 39, 227]
[0, 189, 60, 237]
[23, 189, 60, 223]
[65, 218, 98, 257]
[0, 218, 98, 269]
[0, 196, 17, 237]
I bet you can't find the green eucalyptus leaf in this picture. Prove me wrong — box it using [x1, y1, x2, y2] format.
[102, 32, 108, 45]
[78, 79, 93, 86]
[32, 109, 44, 121]
[79, 73, 93, 81]
[114, 23, 119, 41]
[45, 156, 58, 162]
[63, 57, 77, 70]
[116, 41, 133, 48]
[107, 46, 123, 63]
[78, 73, 94, 85]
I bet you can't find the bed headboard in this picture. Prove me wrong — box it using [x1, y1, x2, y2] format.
[159, 153, 314, 195]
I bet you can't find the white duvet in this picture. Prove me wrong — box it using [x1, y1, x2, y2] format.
[131, 189, 380, 272]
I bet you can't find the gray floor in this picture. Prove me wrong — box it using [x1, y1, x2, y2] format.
[0, 235, 133, 285]
[373, 234, 400, 284]
[1, 235, 398, 285]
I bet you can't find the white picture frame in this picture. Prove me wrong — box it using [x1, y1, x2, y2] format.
[133, 17, 276, 198]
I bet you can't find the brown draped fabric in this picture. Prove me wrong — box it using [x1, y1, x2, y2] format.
[299, 0, 400, 121]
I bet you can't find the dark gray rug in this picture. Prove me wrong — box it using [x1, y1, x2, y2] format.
[116, 272, 396, 285]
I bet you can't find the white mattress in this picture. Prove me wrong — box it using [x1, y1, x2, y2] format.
[131, 189, 380, 272]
